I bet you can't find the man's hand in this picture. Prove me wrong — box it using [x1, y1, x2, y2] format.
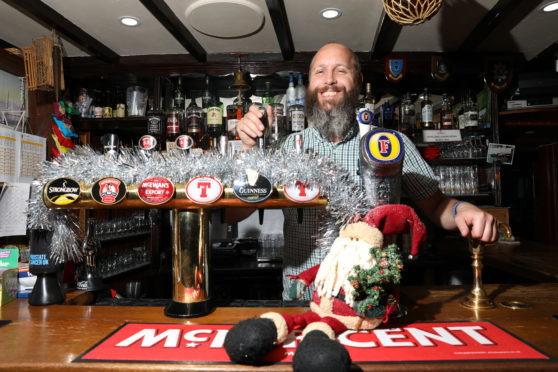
[236, 105, 273, 150]
[454, 202, 499, 243]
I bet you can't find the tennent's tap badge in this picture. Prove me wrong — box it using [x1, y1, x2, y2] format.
[385, 57, 406, 83]
[364, 129, 405, 165]
[284, 181, 320, 203]
[186, 176, 223, 204]
[44, 178, 81, 205]
[138, 176, 175, 205]
[91, 177, 127, 205]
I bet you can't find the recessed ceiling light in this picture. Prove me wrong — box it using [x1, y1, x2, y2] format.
[119, 16, 141, 27]
[320, 8, 342, 20]
[541, 1, 558, 12]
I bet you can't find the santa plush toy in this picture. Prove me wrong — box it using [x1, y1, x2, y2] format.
[224, 204, 426, 371]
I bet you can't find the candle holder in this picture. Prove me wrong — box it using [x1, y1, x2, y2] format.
[461, 223, 512, 310]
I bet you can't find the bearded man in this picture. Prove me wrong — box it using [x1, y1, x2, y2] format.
[236, 42, 499, 300]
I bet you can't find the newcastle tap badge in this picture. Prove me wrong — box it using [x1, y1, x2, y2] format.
[385, 57, 406, 83]
[91, 177, 127, 205]
[44, 178, 81, 205]
[185, 176, 223, 204]
[233, 169, 273, 203]
[138, 176, 175, 205]
[284, 181, 320, 203]
[364, 129, 405, 164]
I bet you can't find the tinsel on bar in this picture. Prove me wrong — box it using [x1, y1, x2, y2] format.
[28, 146, 370, 263]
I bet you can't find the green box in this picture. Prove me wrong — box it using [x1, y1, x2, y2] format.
[0, 249, 19, 306]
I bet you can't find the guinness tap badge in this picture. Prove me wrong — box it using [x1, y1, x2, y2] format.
[44, 178, 81, 205]
[91, 177, 127, 205]
[233, 169, 272, 203]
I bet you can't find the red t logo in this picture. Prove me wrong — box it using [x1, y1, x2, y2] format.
[295, 181, 307, 197]
[197, 182, 211, 198]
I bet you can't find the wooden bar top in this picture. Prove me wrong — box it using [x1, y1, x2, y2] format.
[1, 283, 557, 371]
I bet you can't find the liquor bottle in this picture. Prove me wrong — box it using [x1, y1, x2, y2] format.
[440, 93, 455, 129]
[463, 92, 479, 129]
[270, 102, 285, 146]
[207, 94, 224, 144]
[186, 94, 204, 146]
[201, 75, 212, 121]
[76, 218, 103, 292]
[289, 101, 305, 133]
[146, 100, 164, 151]
[166, 108, 181, 150]
[295, 73, 305, 105]
[226, 94, 243, 140]
[399, 92, 415, 138]
[420, 88, 434, 129]
[173, 77, 185, 111]
[262, 81, 274, 106]
[285, 73, 296, 112]
[361, 82, 375, 111]
[380, 101, 395, 129]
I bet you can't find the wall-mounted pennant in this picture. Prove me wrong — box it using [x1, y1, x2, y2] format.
[385, 57, 406, 83]
[484, 57, 514, 93]
[431, 55, 450, 82]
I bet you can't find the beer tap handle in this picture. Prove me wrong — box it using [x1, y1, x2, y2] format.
[258, 209, 265, 225]
[297, 208, 303, 224]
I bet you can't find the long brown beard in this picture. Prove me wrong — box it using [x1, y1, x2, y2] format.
[305, 84, 360, 141]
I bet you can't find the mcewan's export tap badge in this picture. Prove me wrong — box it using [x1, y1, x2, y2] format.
[91, 177, 127, 205]
[385, 57, 406, 83]
[364, 129, 404, 164]
[284, 181, 320, 203]
[186, 176, 223, 204]
[233, 169, 272, 203]
[138, 176, 175, 205]
[44, 178, 81, 205]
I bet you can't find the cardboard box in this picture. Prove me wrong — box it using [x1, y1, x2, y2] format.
[0, 248, 19, 306]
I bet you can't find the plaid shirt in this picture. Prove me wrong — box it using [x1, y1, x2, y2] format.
[281, 124, 438, 300]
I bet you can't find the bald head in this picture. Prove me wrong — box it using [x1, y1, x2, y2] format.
[309, 43, 362, 84]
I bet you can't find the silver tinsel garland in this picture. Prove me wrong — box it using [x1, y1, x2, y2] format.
[28, 146, 370, 263]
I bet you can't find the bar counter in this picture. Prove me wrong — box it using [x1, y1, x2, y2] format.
[1, 283, 557, 371]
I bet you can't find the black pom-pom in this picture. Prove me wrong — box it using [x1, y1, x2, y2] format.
[293, 330, 351, 372]
[224, 318, 277, 365]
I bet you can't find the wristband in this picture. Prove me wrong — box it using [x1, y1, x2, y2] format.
[452, 201, 466, 220]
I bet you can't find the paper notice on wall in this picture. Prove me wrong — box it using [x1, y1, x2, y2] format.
[19, 132, 46, 183]
[0, 125, 19, 183]
[0, 182, 30, 237]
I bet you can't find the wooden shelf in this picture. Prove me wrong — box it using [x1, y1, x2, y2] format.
[499, 107, 558, 127]
[73, 116, 147, 134]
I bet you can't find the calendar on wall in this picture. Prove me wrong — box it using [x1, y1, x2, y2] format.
[0, 125, 46, 183]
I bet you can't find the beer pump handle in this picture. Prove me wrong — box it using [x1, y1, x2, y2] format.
[258, 209, 265, 225]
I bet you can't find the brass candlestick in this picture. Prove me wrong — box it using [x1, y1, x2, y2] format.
[461, 239, 496, 310]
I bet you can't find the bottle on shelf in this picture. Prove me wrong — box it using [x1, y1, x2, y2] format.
[173, 77, 185, 112]
[289, 100, 305, 133]
[262, 81, 274, 107]
[226, 93, 243, 141]
[420, 88, 434, 129]
[463, 92, 479, 129]
[207, 94, 224, 146]
[201, 75, 212, 120]
[270, 102, 285, 147]
[186, 93, 204, 147]
[165, 108, 181, 151]
[398, 92, 415, 138]
[285, 73, 296, 113]
[361, 82, 375, 112]
[146, 100, 164, 151]
[295, 73, 305, 105]
[380, 101, 395, 129]
[440, 93, 455, 129]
